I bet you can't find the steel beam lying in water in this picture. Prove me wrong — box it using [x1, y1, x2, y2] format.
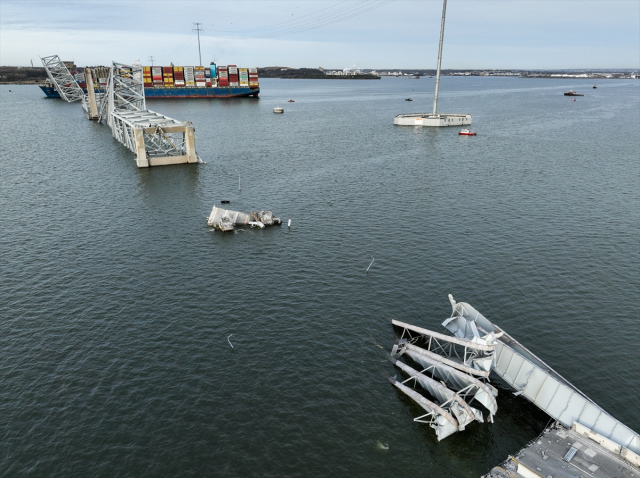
[388, 377, 460, 441]
[391, 359, 484, 427]
[392, 318, 497, 373]
[393, 342, 498, 418]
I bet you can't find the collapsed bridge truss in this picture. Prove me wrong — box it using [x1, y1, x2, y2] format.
[40, 57, 200, 168]
[40, 55, 85, 102]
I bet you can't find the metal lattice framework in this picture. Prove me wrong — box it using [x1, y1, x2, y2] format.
[104, 62, 198, 167]
[40, 55, 85, 102]
[39, 56, 198, 167]
[107, 62, 146, 127]
[110, 110, 188, 157]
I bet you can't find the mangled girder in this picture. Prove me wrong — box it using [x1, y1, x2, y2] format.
[392, 319, 497, 373]
[391, 359, 484, 428]
[388, 377, 460, 441]
[442, 294, 640, 455]
[393, 341, 498, 419]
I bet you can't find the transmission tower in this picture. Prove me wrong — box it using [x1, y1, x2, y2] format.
[193, 23, 203, 66]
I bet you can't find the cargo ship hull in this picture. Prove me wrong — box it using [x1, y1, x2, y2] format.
[39, 85, 259, 99]
[144, 86, 259, 98]
[40, 85, 63, 98]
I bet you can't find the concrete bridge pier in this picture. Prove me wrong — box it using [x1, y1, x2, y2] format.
[134, 123, 198, 168]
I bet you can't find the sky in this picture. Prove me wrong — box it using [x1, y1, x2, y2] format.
[1, 0, 638, 69]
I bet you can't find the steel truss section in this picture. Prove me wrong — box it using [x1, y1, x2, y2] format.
[110, 110, 186, 157]
[392, 319, 496, 376]
[40, 55, 85, 102]
[108, 61, 146, 123]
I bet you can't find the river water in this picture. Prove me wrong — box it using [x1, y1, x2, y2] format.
[1, 76, 638, 477]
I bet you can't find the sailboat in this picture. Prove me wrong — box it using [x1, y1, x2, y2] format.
[394, 0, 472, 127]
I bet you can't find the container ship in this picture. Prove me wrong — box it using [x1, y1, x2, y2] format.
[40, 63, 260, 99]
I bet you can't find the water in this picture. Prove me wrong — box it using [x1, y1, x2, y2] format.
[1, 77, 638, 477]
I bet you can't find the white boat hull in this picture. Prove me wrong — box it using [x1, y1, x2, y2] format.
[394, 113, 472, 127]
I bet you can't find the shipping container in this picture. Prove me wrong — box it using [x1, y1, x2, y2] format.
[132, 63, 260, 97]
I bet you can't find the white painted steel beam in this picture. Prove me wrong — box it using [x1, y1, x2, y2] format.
[392, 319, 496, 352]
[388, 377, 460, 441]
[392, 359, 484, 427]
[40, 55, 85, 102]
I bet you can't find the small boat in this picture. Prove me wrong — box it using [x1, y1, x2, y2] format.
[593, 85, 597, 89]
[429, 76, 433, 78]
[273, 107, 284, 114]
[564, 90, 584, 96]
[459, 129, 476, 136]
[287, 99, 295, 103]
[405, 98, 413, 101]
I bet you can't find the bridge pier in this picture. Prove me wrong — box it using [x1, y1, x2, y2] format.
[84, 69, 100, 120]
[134, 122, 198, 168]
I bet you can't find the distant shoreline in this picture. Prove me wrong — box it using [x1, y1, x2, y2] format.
[275, 76, 380, 80]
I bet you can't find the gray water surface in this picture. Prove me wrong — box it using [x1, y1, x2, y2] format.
[1, 77, 638, 477]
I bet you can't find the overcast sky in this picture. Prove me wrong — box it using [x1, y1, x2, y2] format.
[1, 0, 638, 69]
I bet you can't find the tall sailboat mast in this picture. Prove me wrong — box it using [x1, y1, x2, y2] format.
[432, 0, 447, 115]
[393, 0, 471, 127]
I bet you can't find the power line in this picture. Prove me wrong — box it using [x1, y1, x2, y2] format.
[148, 56, 155, 66]
[193, 22, 204, 66]
[211, 1, 395, 40]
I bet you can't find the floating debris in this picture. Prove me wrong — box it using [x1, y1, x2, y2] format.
[207, 205, 282, 232]
[366, 256, 375, 272]
[375, 441, 389, 450]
